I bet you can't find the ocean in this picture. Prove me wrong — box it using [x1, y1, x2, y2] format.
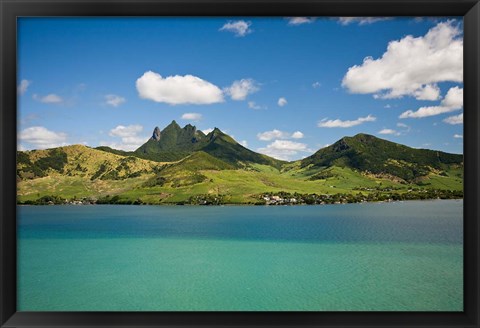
[17, 200, 463, 311]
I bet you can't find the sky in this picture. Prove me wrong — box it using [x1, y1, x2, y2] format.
[17, 17, 464, 160]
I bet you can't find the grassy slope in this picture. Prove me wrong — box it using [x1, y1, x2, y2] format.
[17, 142, 464, 205]
[302, 133, 463, 182]
[17, 145, 162, 202]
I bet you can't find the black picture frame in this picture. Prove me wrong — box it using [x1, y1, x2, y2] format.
[1, 0, 479, 327]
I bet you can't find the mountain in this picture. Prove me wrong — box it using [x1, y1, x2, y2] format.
[134, 121, 205, 162]
[132, 121, 284, 168]
[300, 133, 463, 182]
[199, 128, 283, 168]
[17, 132, 463, 205]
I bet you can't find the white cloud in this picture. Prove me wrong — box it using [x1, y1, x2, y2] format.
[224, 79, 259, 101]
[441, 86, 463, 108]
[378, 128, 400, 136]
[105, 94, 126, 107]
[33, 93, 63, 104]
[136, 71, 224, 105]
[443, 113, 463, 125]
[240, 140, 248, 147]
[453, 134, 463, 139]
[19, 126, 67, 150]
[399, 86, 463, 118]
[181, 113, 202, 121]
[248, 101, 264, 110]
[312, 82, 322, 88]
[291, 131, 304, 139]
[342, 21, 463, 100]
[413, 84, 441, 101]
[106, 124, 146, 151]
[202, 128, 214, 135]
[257, 129, 304, 141]
[317, 114, 376, 128]
[257, 140, 310, 161]
[219, 20, 252, 37]
[396, 122, 411, 133]
[384, 104, 391, 108]
[99, 140, 144, 152]
[278, 97, 288, 107]
[257, 129, 290, 141]
[287, 17, 316, 25]
[18, 80, 31, 95]
[109, 125, 143, 137]
[338, 17, 392, 26]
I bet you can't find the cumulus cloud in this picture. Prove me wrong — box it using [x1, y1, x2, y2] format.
[33, 93, 63, 104]
[248, 101, 265, 110]
[399, 86, 463, 118]
[337, 17, 392, 25]
[136, 71, 224, 105]
[317, 114, 376, 128]
[181, 113, 202, 121]
[18, 126, 67, 150]
[240, 140, 248, 147]
[224, 79, 259, 101]
[312, 82, 322, 88]
[291, 131, 304, 139]
[109, 124, 143, 138]
[378, 129, 400, 136]
[18, 79, 31, 95]
[287, 17, 316, 25]
[106, 124, 146, 151]
[257, 129, 304, 141]
[342, 21, 463, 100]
[105, 94, 126, 107]
[414, 84, 441, 101]
[443, 113, 463, 125]
[257, 140, 310, 161]
[278, 97, 288, 107]
[453, 134, 463, 139]
[441, 86, 463, 108]
[202, 128, 214, 135]
[257, 130, 290, 141]
[219, 20, 252, 37]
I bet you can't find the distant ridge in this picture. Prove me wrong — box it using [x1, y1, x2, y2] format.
[301, 133, 463, 181]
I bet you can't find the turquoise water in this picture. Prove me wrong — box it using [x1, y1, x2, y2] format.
[17, 200, 463, 311]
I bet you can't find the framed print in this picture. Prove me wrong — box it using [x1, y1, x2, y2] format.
[1, 0, 479, 327]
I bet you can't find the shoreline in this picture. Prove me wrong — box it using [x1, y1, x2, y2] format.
[17, 197, 464, 206]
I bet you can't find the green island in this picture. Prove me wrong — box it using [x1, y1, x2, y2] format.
[17, 121, 463, 206]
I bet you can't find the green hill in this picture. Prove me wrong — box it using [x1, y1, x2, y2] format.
[17, 133, 463, 205]
[130, 121, 284, 168]
[300, 133, 463, 182]
[200, 128, 284, 168]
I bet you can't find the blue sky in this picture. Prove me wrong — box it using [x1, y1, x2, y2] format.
[18, 17, 463, 160]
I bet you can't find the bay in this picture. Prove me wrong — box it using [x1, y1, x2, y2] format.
[17, 200, 463, 311]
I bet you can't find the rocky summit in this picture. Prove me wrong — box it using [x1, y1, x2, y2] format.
[151, 127, 161, 141]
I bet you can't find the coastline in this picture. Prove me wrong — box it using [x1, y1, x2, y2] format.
[17, 196, 464, 206]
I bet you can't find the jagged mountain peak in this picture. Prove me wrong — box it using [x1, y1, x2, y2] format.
[151, 126, 161, 141]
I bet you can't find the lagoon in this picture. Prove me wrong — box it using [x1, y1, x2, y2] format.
[18, 200, 463, 311]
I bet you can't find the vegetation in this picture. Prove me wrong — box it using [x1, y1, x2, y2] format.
[17, 149, 68, 179]
[17, 129, 463, 206]
[301, 133, 463, 182]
